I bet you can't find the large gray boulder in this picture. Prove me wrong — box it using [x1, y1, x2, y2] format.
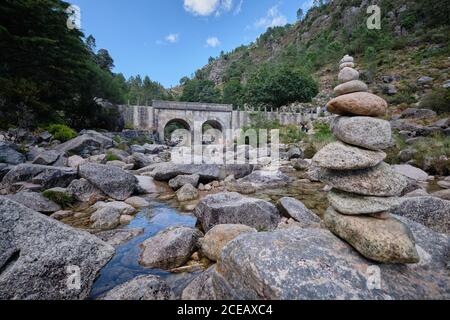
[0, 198, 114, 300]
[79, 163, 138, 201]
[332, 116, 392, 150]
[54, 131, 113, 155]
[276, 197, 321, 227]
[312, 141, 386, 170]
[67, 178, 105, 202]
[169, 174, 200, 190]
[392, 197, 450, 234]
[0, 142, 25, 165]
[6, 191, 61, 213]
[139, 226, 203, 270]
[212, 219, 450, 300]
[152, 163, 222, 182]
[31, 150, 61, 166]
[90, 207, 121, 230]
[237, 170, 292, 189]
[317, 163, 408, 197]
[182, 266, 217, 300]
[195, 192, 281, 232]
[1, 164, 77, 191]
[100, 275, 174, 300]
[176, 183, 198, 202]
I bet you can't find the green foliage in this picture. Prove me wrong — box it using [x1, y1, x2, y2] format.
[42, 190, 75, 209]
[105, 151, 120, 162]
[180, 79, 222, 103]
[303, 122, 335, 157]
[385, 132, 408, 164]
[223, 79, 244, 107]
[245, 64, 318, 109]
[410, 134, 450, 176]
[47, 124, 77, 142]
[419, 89, 450, 114]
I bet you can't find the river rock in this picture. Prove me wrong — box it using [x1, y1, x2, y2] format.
[324, 207, 420, 263]
[287, 147, 303, 160]
[312, 141, 386, 170]
[96, 228, 144, 247]
[79, 163, 138, 201]
[332, 116, 392, 150]
[32, 150, 61, 165]
[6, 191, 61, 213]
[392, 164, 429, 182]
[176, 183, 198, 202]
[195, 192, 281, 232]
[67, 155, 86, 168]
[0, 142, 25, 165]
[139, 226, 203, 269]
[1, 164, 77, 191]
[0, 198, 114, 300]
[338, 67, 359, 83]
[334, 80, 368, 96]
[327, 92, 388, 116]
[212, 219, 449, 299]
[125, 196, 150, 208]
[276, 197, 321, 227]
[92, 201, 136, 216]
[392, 196, 450, 234]
[181, 266, 217, 300]
[100, 275, 174, 300]
[90, 207, 121, 230]
[67, 178, 105, 202]
[135, 175, 161, 194]
[198, 224, 257, 262]
[399, 108, 437, 120]
[131, 153, 153, 169]
[153, 163, 221, 182]
[237, 170, 292, 189]
[143, 144, 168, 154]
[54, 131, 113, 155]
[328, 190, 401, 215]
[169, 174, 200, 190]
[432, 189, 450, 201]
[317, 163, 408, 197]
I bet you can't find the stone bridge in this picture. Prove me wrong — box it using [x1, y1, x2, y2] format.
[118, 100, 323, 142]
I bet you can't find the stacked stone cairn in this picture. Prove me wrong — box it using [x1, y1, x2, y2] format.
[313, 55, 420, 264]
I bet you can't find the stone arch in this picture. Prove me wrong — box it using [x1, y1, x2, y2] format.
[202, 119, 226, 145]
[162, 118, 192, 146]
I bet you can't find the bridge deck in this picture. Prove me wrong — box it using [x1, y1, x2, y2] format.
[152, 100, 233, 112]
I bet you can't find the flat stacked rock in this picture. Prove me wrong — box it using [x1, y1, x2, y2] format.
[313, 55, 420, 264]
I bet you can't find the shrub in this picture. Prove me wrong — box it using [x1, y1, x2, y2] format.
[105, 151, 120, 162]
[420, 88, 450, 114]
[42, 190, 75, 209]
[47, 124, 77, 142]
[410, 133, 450, 175]
[280, 125, 307, 144]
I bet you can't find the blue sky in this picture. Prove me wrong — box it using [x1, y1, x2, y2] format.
[70, 0, 313, 88]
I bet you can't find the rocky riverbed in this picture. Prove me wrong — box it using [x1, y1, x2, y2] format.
[1, 113, 449, 300]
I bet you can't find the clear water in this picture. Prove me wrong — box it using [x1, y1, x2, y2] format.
[88, 200, 197, 299]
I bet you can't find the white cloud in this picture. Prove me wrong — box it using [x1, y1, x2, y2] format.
[165, 33, 179, 43]
[183, 0, 236, 16]
[254, 5, 287, 29]
[206, 36, 221, 47]
[233, 0, 244, 15]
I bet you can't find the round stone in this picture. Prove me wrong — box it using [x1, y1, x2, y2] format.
[312, 141, 386, 170]
[327, 92, 388, 117]
[332, 116, 392, 150]
[334, 80, 368, 96]
[328, 189, 401, 215]
[338, 67, 359, 83]
[339, 62, 355, 70]
[340, 55, 354, 63]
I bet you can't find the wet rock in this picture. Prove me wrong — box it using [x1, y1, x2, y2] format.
[92, 201, 136, 216]
[276, 197, 321, 227]
[50, 210, 74, 220]
[139, 226, 203, 269]
[125, 196, 150, 208]
[32, 150, 61, 165]
[90, 207, 121, 230]
[392, 196, 450, 234]
[176, 184, 199, 202]
[237, 170, 292, 189]
[198, 224, 257, 262]
[332, 117, 392, 150]
[212, 221, 449, 299]
[119, 215, 134, 225]
[438, 178, 450, 189]
[0, 198, 114, 300]
[0, 142, 25, 165]
[328, 190, 401, 215]
[338, 67, 359, 83]
[95, 228, 144, 247]
[324, 207, 419, 264]
[195, 192, 281, 232]
[181, 266, 217, 300]
[334, 80, 368, 96]
[312, 141, 386, 170]
[67, 178, 105, 202]
[327, 92, 387, 117]
[135, 175, 160, 194]
[432, 189, 450, 201]
[317, 163, 408, 197]
[79, 163, 138, 201]
[100, 275, 174, 300]
[292, 159, 311, 171]
[6, 191, 61, 213]
[169, 174, 200, 190]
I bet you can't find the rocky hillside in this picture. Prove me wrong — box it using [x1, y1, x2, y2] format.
[193, 0, 449, 105]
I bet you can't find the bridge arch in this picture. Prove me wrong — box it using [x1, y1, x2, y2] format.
[162, 118, 192, 146]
